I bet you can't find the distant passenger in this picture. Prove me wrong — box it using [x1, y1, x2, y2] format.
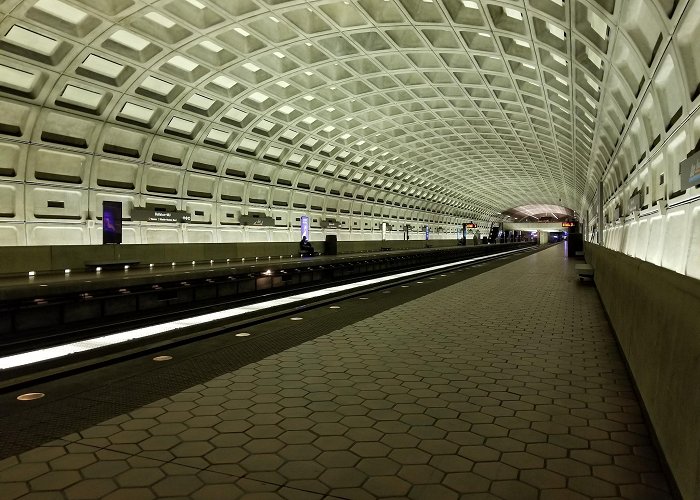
[300, 236, 314, 256]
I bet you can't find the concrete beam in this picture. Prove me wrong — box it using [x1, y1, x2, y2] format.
[503, 222, 569, 232]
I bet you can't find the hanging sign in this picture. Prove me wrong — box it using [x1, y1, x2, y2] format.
[103, 201, 122, 244]
[300, 215, 309, 239]
[132, 208, 191, 223]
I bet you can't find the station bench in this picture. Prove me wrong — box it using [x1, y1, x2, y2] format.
[85, 260, 140, 271]
[299, 250, 320, 258]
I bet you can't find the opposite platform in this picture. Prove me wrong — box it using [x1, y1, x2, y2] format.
[0, 244, 672, 499]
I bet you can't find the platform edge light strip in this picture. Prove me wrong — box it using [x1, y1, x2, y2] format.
[0, 248, 528, 370]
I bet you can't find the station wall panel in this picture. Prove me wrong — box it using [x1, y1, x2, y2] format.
[0, 141, 27, 181]
[271, 209, 290, 228]
[147, 137, 191, 168]
[140, 195, 181, 214]
[0, 98, 39, 142]
[0, 182, 23, 221]
[337, 215, 350, 229]
[270, 228, 292, 243]
[217, 203, 242, 226]
[617, 226, 626, 251]
[184, 172, 216, 200]
[141, 225, 181, 244]
[290, 212, 303, 228]
[142, 164, 183, 197]
[660, 208, 691, 273]
[188, 147, 226, 175]
[686, 206, 700, 279]
[644, 215, 665, 266]
[223, 155, 253, 179]
[246, 228, 270, 242]
[291, 191, 308, 210]
[634, 218, 651, 260]
[654, 55, 685, 134]
[90, 222, 140, 245]
[271, 187, 291, 209]
[664, 131, 689, 194]
[251, 162, 275, 183]
[308, 211, 322, 228]
[0, 223, 27, 246]
[25, 185, 87, 221]
[218, 179, 245, 203]
[248, 183, 270, 206]
[183, 226, 216, 243]
[638, 93, 664, 150]
[675, 0, 700, 102]
[97, 125, 152, 161]
[91, 156, 142, 192]
[28, 146, 90, 187]
[624, 220, 639, 256]
[27, 223, 88, 246]
[219, 227, 245, 243]
[34, 109, 102, 151]
[295, 173, 313, 190]
[184, 200, 214, 224]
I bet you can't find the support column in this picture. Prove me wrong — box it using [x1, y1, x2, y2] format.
[598, 181, 604, 246]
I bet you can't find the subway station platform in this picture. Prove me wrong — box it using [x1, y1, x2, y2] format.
[0, 244, 673, 499]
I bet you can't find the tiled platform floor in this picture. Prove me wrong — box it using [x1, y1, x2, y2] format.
[0, 245, 672, 499]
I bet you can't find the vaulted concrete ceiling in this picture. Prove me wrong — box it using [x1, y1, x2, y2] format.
[0, 0, 693, 220]
[502, 203, 575, 220]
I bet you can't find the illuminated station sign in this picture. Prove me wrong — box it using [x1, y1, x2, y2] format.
[562, 222, 575, 228]
[465, 222, 477, 228]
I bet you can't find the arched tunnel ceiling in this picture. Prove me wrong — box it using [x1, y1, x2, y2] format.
[502, 203, 575, 220]
[0, 0, 691, 219]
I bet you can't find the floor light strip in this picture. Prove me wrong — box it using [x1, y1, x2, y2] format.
[0, 248, 528, 371]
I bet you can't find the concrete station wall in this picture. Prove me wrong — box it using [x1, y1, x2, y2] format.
[585, 242, 700, 500]
[0, 238, 486, 275]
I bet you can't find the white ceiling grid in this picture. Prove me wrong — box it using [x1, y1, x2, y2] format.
[0, 0, 694, 222]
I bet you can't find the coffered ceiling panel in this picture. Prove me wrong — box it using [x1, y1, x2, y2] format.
[0, 0, 696, 221]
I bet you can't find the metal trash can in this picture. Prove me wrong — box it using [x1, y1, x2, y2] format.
[325, 234, 338, 255]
